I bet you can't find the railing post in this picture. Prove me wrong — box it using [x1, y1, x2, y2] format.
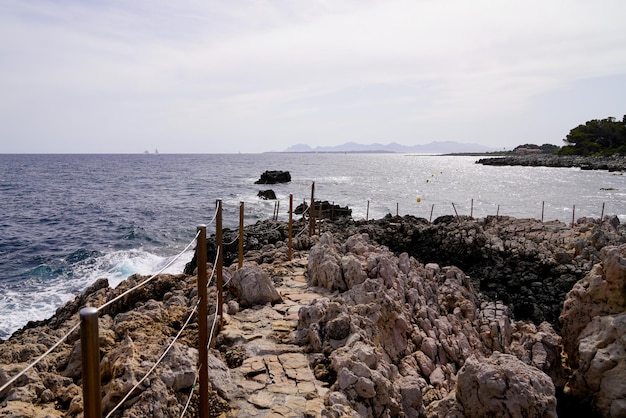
[366, 200, 370, 222]
[571, 205, 576, 228]
[541, 201, 545, 223]
[80, 307, 101, 418]
[288, 194, 293, 260]
[216, 200, 224, 328]
[309, 182, 315, 237]
[600, 202, 605, 226]
[318, 202, 322, 235]
[238, 202, 244, 269]
[470, 198, 474, 218]
[196, 225, 209, 418]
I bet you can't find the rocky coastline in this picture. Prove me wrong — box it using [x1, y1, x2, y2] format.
[476, 154, 626, 172]
[1, 214, 625, 417]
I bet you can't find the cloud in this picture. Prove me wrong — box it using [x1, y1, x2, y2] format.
[1, 0, 625, 152]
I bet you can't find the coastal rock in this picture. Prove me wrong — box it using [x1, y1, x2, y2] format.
[560, 245, 626, 365]
[257, 189, 277, 200]
[295, 201, 353, 219]
[456, 353, 557, 418]
[3, 214, 626, 417]
[254, 170, 291, 184]
[559, 244, 626, 416]
[476, 154, 626, 172]
[227, 265, 283, 307]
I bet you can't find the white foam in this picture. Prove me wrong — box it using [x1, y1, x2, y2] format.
[0, 247, 194, 339]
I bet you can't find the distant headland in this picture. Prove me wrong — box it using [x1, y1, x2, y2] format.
[282, 141, 497, 154]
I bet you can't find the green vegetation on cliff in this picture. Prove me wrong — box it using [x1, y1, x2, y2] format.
[559, 115, 626, 156]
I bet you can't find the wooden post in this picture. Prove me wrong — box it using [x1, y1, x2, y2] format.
[452, 202, 460, 221]
[470, 199, 474, 218]
[600, 202, 605, 226]
[238, 202, 244, 269]
[216, 200, 223, 328]
[195, 224, 209, 418]
[496, 204, 500, 219]
[80, 307, 101, 418]
[309, 182, 315, 237]
[366, 200, 370, 222]
[429, 204, 434, 223]
[571, 205, 575, 228]
[396, 202, 399, 217]
[276, 201, 280, 221]
[541, 201, 545, 223]
[288, 194, 293, 260]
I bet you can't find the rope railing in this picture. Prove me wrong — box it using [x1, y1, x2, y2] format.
[0, 230, 202, 398]
[104, 296, 201, 418]
[106, 245, 222, 417]
[96, 229, 201, 313]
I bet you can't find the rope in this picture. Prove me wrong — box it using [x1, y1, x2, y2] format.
[0, 322, 79, 394]
[295, 225, 308, 237]
[207, 204, 219, 226]
[225, 235, 239, 246]
[105, 299, 200, 418]
[206, 246, 220, 288]
[97, 230, 201, 313]
[180, 373, 199, 417]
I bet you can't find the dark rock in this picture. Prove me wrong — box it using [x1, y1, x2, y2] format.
[257, 190, 277, 200]
[254, 170, 291, 184]
[476, 154, 626, 172]
[295, 200, 352, 219]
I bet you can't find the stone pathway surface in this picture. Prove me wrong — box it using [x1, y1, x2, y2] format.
[219, 257, 331, 417]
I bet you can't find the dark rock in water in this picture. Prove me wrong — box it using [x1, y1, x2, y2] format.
[254, 170, 291, 184]
[295, 200, 352, 219]
[476, 154, 626, 172]
[257, 189, 277, 200]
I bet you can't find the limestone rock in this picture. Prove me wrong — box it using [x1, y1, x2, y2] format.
[456, 353, 557, 418]
[560, 245, 626, 366]
[566, 313, 626, 418]
[227, 265, 283, 307]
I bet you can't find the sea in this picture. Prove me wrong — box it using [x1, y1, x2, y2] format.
[1, 153, 624, 339]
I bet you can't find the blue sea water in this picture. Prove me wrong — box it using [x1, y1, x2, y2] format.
[1, 153, 624, 339]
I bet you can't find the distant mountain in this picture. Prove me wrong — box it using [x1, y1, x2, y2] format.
[283, 141, 497, 154]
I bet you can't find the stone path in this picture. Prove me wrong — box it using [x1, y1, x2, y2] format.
[219, 257, 331, 417]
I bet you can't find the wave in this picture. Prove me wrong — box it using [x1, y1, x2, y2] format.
[0, 247, 193, 340]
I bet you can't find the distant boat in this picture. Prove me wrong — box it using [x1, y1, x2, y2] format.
[155, 148, 159, 155]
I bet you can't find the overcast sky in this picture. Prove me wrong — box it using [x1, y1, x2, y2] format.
[1, 0, 625, 153]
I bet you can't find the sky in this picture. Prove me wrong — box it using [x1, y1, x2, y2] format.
[1, 0, 625, 153]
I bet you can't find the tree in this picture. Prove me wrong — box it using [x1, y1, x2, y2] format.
[560, 116, 626, 156]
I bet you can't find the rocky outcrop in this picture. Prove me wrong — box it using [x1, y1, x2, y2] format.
[476, 154, 626, 172]
[2, 215, 624, 417]
[257, 189, 277, 200]
[254, 170, 291, 184]
[559, 244, 626, 417]
[295, 200, 353, 219]
[298, 232, 563, 417]
[323, 214, 625, 326]
[455, 353, 557, 418]
[0, 273, 232, 417]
